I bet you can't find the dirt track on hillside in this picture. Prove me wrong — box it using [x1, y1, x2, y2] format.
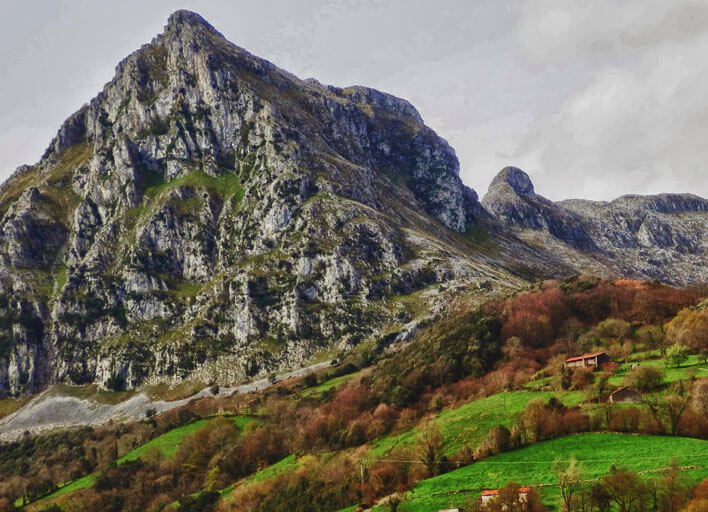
[0, 361, 331, 442]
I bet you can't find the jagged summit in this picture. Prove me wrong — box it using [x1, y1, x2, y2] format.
[165, 9, 220, 33]
[487, 166, 535, 197]
[481, 166, 707, 284]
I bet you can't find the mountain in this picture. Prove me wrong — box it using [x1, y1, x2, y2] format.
[482, 166, 708, 285]
[0, 11, 705, 397]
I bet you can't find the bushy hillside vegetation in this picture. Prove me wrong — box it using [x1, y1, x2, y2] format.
[0, 277, 706, 512]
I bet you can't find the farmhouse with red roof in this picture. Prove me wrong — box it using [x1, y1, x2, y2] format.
[564, 351, 610, 369]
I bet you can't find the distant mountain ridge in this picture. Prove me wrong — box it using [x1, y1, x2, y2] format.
[0, 11, 705, 397]
[482, 166, 707, 285]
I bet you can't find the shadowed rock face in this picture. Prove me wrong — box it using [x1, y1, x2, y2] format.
[488, 166, 535, 197]
[482, 167, 708, 284]
[482, 167, 598, 251]
[0, 10, 705, 398]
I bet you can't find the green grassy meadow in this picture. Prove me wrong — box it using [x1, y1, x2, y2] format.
[370, 390, 585, 458]
[395, 433, 708, 512]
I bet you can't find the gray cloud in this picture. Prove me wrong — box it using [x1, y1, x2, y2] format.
[513, 0, 708, 199]
[0, 0, 706, 202]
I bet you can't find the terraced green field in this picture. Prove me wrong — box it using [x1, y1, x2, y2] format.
[395, 433, 708, 512]
[608, 354, 708, 387]
[370, 390, 585, 458]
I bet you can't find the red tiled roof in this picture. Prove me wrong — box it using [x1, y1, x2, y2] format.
[482, 488, 529, 496]
[565, 351, 606, 363]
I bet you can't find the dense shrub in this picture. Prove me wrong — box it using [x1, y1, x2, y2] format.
[623, 365, 664, 391]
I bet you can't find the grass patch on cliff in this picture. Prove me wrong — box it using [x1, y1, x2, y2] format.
[0, 142, 90, 219]
[255, 337, 288, 354]
[120, 169, 245, 239]
[144, 169, 244, 204]
[166, 278, 205, 298]
[24, 264, 69, 299]
[0, 167, 40, 216]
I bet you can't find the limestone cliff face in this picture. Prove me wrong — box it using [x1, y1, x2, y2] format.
[0, 11, 497, 396]
[482, 167, 708, 285]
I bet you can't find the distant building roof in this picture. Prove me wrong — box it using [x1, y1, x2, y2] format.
[610, 386, 640, 395]
[565, 351, 607, 363]
[482, 487, 530, 496]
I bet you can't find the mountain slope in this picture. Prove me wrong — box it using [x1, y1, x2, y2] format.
[0, 11, 539, 397]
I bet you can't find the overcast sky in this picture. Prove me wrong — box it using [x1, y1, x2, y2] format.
[2, 0, 707, 201]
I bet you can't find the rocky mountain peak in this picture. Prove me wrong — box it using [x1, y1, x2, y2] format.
[481, 167, 707, 285]
[165, 9, 220, 34]
[487, 166, 535, 197]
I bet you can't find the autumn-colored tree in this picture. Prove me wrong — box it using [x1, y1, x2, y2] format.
[482, 481, 546, 512]
[682, 478, 708, 512]
[522, 398, 547, 443]
[571, 367, 595, 390]
[660, 458, 688, 512]
[600, 467, 648, 512]
[416, 426, 444, 477]
[692, 380, 708, 417]
[596, 319, 632, 342]
[646, 394, 690, 436]
[0, 498, 12, 512]
[476, 425, 512, 459]
[666, 309, 708, 352]
[205, 465, 221, 492]
[636, 325, 665, 353]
